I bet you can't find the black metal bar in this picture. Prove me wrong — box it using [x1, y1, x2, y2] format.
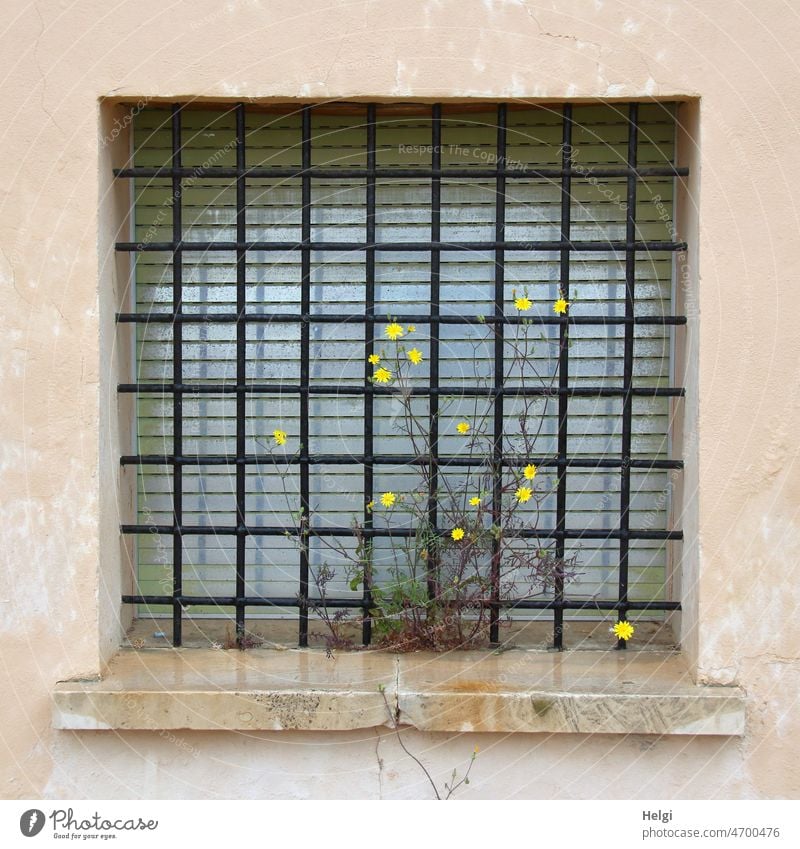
[116, 238, 687, 253]
[490, 104, 506, 645]
[119, 383, 686, 398]
[235, 102, 247, 645]
[618, 104, 639, 650]
[122, 454, 684, 470]
[299, 105, 312, 647]
[122, 524, 682, 541]
[554, 104, 572, 651]
[170, 103, 183, 647]
[362, 104, 376, 646]
[428, 104, 442, 605]
[117, 312, 688, 326]
[123, 594, 681, 612]
[115, 165, 689, 180]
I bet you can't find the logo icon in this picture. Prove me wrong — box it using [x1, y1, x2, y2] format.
[19, 810, 45, 837]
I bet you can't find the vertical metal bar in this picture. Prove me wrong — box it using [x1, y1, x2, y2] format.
[171, 103, 183, 646]
[618, 102, 639, 650]
[299, 105, 312, 647]
[490, 104, 507, 645]
[362, 104, 376, 646]
[554, 104, 573, 651]
[235, 102, 247, 645]
[427, 104, 442, 603]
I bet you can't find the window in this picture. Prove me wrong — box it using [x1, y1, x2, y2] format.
[117, 101, 686, 651]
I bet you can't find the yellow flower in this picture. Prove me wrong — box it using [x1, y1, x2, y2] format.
[368, 353, 380, 365]
[473, 745, 480, 755]
[515, 486, 532, 503]
[385, 322, 404, 341]
[553, 297, 569, 315]
[514, 295, 532, 311]
[407, 348, 424, 365]
[469, 496, 481, 507]
[380, 492, 396, 508]
[612, 620, 635, 641]
[273, 429, 287, 446]
[366, 500, 374, 512]
[456, 421, 470, 434]
[373, 367, 392, 384]
[451, 527, 465, 541]
[523, 463, 537, 481]
[407, 324, 416, 333]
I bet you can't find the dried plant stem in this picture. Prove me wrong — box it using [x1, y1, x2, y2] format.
[380, 687, 441, 801]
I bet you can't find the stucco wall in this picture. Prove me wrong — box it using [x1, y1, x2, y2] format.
[1, 0, 799, 799]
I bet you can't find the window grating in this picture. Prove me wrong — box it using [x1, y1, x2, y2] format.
[116, 101, 687, 649]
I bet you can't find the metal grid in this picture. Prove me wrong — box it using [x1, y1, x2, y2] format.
[117, 101, 687, 649]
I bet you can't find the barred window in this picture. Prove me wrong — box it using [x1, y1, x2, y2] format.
[117, 102, 686, 651]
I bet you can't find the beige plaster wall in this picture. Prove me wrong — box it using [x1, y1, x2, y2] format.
[1, 0, 799, 799]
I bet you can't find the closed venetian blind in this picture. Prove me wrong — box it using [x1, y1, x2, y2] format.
[130, 103, 677, 618]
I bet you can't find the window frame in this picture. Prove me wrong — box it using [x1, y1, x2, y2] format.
[115, 100, 688, 651]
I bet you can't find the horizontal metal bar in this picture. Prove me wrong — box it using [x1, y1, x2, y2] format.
[117, 239, 687, 253]
[122, 594, 681, 611]
[117, 311, 688, 327]
[121, 523, 682, 541]
[115, 165, 689, 180]
[125, 595, 323, 608]
[121, 453, 683, 470]
[119, 382, 685, 397]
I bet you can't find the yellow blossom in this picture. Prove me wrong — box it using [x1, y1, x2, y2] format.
[523, 463, 537, 481]
[515, 486, 533, 503]
[456, 421, 470, 434]
[469, 496, 481, 507]
[451, 527, 465, 541]
[373, 367, 392, 384]
[368, 353, 380, 365]
[514, 295, 532, 311]
[553, 297, 569, 315]
[612, 620, 635, 641]
[407, 324, 416, 333]
[366, 500, 374, 512]
[385, 322, 404, 341]
[380, 492, 396, 508]
[407, 348, 424, 365]
[273, 429, 287, 446]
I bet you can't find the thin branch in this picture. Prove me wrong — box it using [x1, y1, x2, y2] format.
[380, 687, 441, 801]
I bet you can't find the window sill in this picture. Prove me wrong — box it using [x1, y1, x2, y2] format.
[53, 647, 745, 736]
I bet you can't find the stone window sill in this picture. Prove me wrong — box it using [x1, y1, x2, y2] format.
[53, 647, 745, 736]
